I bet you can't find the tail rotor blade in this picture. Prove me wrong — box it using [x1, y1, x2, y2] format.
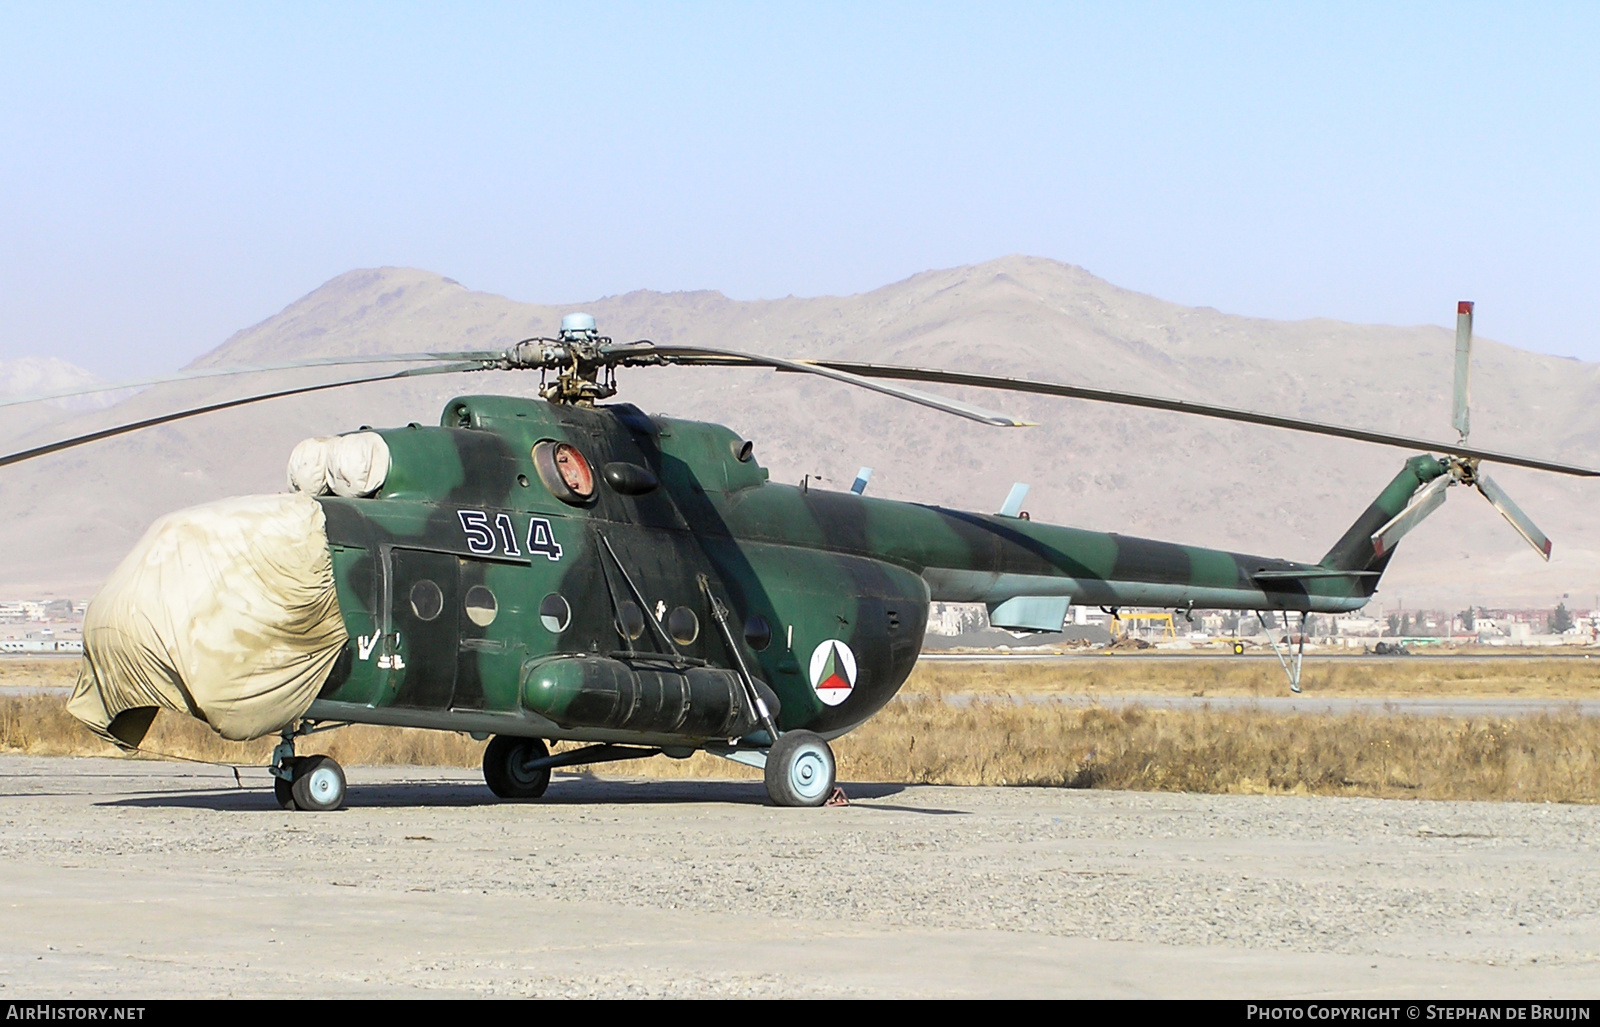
[1475, 473, 1554, 560]
[1370, 474, 1453, 558]
[1453, 301, 1473, 443]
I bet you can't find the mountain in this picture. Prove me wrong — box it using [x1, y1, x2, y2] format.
[1, 256, 1596, 609]
[0, 356, 104, 399]
[0, 356, 135, 411]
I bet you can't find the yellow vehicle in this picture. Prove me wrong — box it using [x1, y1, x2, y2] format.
[1111, 612, 1177, 641]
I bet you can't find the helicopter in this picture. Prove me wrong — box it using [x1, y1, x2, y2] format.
[5, 301, 1593, 810]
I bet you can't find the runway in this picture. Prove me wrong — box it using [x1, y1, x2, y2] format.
[938, 693, 1600, 718]
[921, 650, 1600, 664]
[2, 755, 1599, 998]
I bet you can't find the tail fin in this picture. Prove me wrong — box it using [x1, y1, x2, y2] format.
[1319, 455, 1449, 580]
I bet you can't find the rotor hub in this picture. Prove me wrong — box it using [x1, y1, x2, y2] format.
[1444, 454, 1479, 486]
[501, 314, 618, 405]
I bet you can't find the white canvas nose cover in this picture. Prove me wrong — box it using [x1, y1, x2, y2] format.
[68, 493, 349, 747]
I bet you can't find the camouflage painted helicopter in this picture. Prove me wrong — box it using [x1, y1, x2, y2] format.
[3, 302, 1592, 810]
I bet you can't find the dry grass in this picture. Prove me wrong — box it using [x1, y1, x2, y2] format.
[0, 659, 77, 688]
[834, 696, 1600, 802]
[5, 655, 1600, 803]
[0, 692, 488, 768]
[906, 654, 1600, 699]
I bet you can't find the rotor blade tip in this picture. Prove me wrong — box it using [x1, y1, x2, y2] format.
[1458, 300, 1474, 315]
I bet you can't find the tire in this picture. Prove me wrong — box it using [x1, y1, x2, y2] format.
[764, 730, 836, 807]
[483, 736, 551, 799]
[290, 754, 346, 812]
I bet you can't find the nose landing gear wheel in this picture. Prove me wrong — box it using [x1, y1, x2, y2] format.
[764, 730, 836, 807]
[289, 755, 347, 812]
[483, 736, 552, 799]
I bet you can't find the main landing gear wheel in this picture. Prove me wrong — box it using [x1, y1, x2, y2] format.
[764, 730, 836, 807]
[483, 736, 552, 799]
[289, 754, 346, 812]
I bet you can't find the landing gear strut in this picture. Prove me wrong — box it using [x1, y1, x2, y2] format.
[272, 762, 297, 810]
[1259, 609, 1309, 694]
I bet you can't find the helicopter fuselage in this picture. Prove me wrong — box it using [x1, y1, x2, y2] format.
[302, 393, 1383, 749]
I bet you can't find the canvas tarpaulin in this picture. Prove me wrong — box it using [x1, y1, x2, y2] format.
[68, 493, 349, 747]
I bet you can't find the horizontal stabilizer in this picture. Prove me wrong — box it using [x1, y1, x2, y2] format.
[1370, 474, 1452, 558]
[988, 596, 1070, 633]
[1252, 568, 1380, 581]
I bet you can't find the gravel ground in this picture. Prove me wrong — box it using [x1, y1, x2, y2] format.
[2, 754, 1599, 998]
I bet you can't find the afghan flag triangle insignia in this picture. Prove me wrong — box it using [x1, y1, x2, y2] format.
[808, 639, 857, 707]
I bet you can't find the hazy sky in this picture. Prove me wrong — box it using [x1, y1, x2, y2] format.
[3, 2, 1599, 377]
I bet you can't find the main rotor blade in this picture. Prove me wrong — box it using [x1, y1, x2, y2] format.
[795, 361, 1600, 477]
[627, 344, 1032, 427]
[0, 362, 484, 469]
[0, 350, 502, 410]
[1369, 474, 1452, 559]
[1475, 473, 1554, 560]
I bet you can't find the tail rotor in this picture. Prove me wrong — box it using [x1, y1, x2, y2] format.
[1369, 301, 1554, 563]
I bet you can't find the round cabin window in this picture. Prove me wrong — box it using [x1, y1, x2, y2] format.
[539, 593, 571, 633]
[743, 614, 772, 652]
[666, 606, 699, 646]
[409, 580, 443, 621]
[464, 585, 498, 627]
[616, 601, 647, 641]
[532, 441, 595, 504]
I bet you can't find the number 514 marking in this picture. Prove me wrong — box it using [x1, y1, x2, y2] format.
[457, 510, 563, 562]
